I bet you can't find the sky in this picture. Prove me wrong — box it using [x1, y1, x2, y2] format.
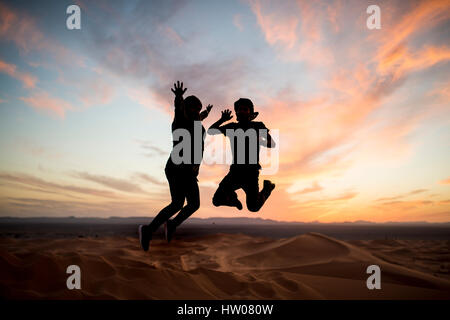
[0, 0, 449, 222]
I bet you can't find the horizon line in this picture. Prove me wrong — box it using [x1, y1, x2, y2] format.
[0, 216, 449, 225]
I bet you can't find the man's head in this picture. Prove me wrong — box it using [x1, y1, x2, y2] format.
[184, 95, 202, 121]
[234, 98, 255, 122]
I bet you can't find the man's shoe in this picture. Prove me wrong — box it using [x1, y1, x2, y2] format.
[138, 225, 151, 251]
[214, 196, 242, 210]
[263, 180, 276, 195]
[164, 220, 176, 243]
[232, 198, 243, 210]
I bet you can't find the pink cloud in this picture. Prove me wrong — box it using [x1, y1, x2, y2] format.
[375, 0, 450, 63]
[78, 80, 114, 107]
[245, 0, 449, 194]
[0, 2, 85, 67]
[248, 0, 334, 65]
[0, 2, 43, 53]
[249, 0, 298, 49]
[20, 92, 75, 119]
[0, 59, 37, 88]
[428, 80, 450, 104]
[160, 26, 184, 46]
[15, 137, 64, 160]
[233, 14, 244, 31]
[326, 0, 342, 33]
[377, 45, 450, 81]
[128, 86, 172, 114]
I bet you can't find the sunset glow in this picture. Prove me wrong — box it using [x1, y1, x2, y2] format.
[0, 0, 449, 222]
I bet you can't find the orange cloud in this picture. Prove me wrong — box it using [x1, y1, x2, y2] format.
[429, 80, 450, 103]
[249, 0, 450, 195]
[248, 0, 334, 65]
[0, 59, 37, 88]
[290, 191, 359, 218]
[439, 177, 450, 185]
[375, 200, 435, 211]
[378, 45, 450, 80]
[376, 0, 450, 62]
[375, 189, 429, 202]
[374, 0, 450, 80]
[246, 7, 396, 185]
[289, 181, 323, 195]
[250, 0, 298, 49]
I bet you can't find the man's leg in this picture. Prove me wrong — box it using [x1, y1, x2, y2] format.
[243, 171, 275, 212]
[212, 171, 242, 210]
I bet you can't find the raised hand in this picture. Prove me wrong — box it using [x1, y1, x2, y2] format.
[220, 109, 233, 121]
[200, 104, 213, 121]
[171, 81, 187, 97]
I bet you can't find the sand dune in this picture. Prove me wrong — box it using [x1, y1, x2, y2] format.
[0, 233, 449, 299]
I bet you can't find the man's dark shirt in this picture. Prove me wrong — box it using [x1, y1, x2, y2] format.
[217, 121, 268, 170]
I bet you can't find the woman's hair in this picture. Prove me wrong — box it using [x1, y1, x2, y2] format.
[234, 98, 254, 113]
[184, 95, 202, 110]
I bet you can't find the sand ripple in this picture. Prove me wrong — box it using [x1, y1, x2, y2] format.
[0, 233, 449, 299]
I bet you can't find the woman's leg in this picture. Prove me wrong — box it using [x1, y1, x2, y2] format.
[171, 175, 200, 228]
[148, 168, 185, 233]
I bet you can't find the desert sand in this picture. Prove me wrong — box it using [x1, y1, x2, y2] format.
[0, 232, 449, 299]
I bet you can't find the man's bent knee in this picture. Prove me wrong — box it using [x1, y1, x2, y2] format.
[212, 193, 222, 206]
[246, 201, 261, 212]
[212, 189, 225, 207]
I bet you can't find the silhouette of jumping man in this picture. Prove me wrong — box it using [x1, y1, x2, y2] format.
[208, 98, 276, 212]
[139, 81, 212, 251]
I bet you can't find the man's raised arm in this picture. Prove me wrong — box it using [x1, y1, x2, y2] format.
[208, 109, 233, 135]
[200, 104, 213, 121]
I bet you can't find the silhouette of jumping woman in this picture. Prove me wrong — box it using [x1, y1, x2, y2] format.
[208, 98, 276, 212]
[139, 81, 212, 251]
